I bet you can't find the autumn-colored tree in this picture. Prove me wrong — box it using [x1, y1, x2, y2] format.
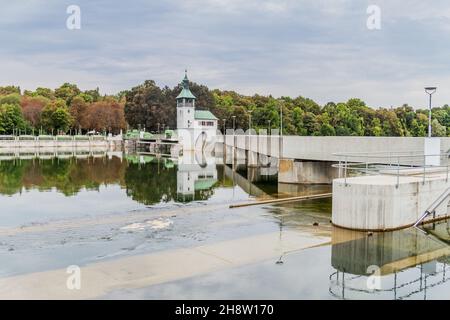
[20, 96, 49, 128]
[85, 99, 126, 134]
[69, 96, 89, 132]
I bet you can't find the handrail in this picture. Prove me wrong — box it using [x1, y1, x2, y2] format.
[332, 151, 450, 188]
[413, 187, 450, 227]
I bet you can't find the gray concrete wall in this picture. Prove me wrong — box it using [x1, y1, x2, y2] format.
[224, 135, 450, 162]
[332, 173, 450, 231]
[278, 159, 338, 184]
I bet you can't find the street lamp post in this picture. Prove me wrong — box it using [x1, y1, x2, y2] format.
[280, 103, 283, 137]
[268, 120, 271, 135]
[232, 116, 236, 133]
[425, 87, 437, 138]
[222, 119, 226, 134]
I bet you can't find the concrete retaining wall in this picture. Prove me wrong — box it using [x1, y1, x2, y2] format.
[0, 137, 122, 152]
[279, 159, 338, 184]
[332, 174, 450, 231]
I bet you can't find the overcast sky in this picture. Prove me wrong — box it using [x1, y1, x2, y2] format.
[1, 0, 450, 108]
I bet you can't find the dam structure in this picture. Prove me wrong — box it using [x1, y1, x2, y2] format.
[223, 133, 450, 231]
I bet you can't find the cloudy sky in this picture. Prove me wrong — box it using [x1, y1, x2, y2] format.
[1, 0, 450, 108]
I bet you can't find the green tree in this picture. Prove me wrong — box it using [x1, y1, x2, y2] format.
[0, 93, 21, 106]
[0, 86, 20, 95]
[0, 103, 27, 134]
[41, 99, 73, 133]
[432, 119, 446, 137]
[55, 83, 81, 105]
[25, 87, 55, 100]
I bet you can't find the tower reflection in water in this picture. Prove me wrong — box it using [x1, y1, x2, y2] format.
[330, 220, 450, 300]
[126, 151, 221, 204]
[176, 152, 218, 202]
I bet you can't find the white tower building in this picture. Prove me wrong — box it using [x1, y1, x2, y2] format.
[176, 71, 218, 151]
[176, 71, 196, 131]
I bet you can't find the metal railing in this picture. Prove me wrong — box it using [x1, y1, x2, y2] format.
[414, 187, 450, 227]
[0, 134, 108, 142]
[329, 261, 450, 300]
[332, 151, 450, 188]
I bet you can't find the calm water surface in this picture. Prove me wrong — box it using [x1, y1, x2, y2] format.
[0, 153, 449, 300]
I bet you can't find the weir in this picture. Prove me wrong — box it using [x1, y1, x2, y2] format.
[223, 133, 450, 231]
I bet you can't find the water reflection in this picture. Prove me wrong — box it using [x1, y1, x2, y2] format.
[0, 152, 227, 205]
[330, 224, 450, 300]
[0, 154, 125, 196]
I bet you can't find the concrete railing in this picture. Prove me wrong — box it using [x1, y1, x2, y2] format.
[0, 135, 123, 151]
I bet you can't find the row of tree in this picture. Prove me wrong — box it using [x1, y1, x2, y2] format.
[124, 80, 449, 137]
[0, 84, 126, 135]
[1, 80, 450, 137]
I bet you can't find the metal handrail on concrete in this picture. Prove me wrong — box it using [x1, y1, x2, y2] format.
[332, 151, 450, 188]
[414, 187, 450, 227]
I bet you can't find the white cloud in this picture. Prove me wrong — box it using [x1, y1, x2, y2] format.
[0, 0, 449, 108]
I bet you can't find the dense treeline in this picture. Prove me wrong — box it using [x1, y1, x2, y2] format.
[2, 80, 450, 136]
[0, 84, 126, 135]
[124, 80, 214, 132]
[123, 80, 449, 136]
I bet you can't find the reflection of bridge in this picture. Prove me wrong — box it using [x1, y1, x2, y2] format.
[329, 224, 450, 300]
[223, 164, 269, 198]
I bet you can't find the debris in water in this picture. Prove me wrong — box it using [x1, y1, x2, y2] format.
[121, 218, 173, 231]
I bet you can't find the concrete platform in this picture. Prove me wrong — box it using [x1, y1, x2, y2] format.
[332, 173, 450, 231]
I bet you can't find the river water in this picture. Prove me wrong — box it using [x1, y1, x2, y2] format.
[0, 152, 449, 299]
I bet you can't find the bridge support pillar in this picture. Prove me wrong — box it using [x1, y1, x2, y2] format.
[278, 159, 338, 184]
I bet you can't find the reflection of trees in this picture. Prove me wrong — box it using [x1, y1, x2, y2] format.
[0, 157, 220, 205]
[0, 157, 126, 196]
[124, 161, 178, 205]
[0, 160, 27, 195]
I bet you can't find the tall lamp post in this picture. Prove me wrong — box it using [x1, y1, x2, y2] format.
[425, 87, 437, 138]
[232, 116, 236, 133]
[222, 119, 227, 134]
[280, 103, 283, 136]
